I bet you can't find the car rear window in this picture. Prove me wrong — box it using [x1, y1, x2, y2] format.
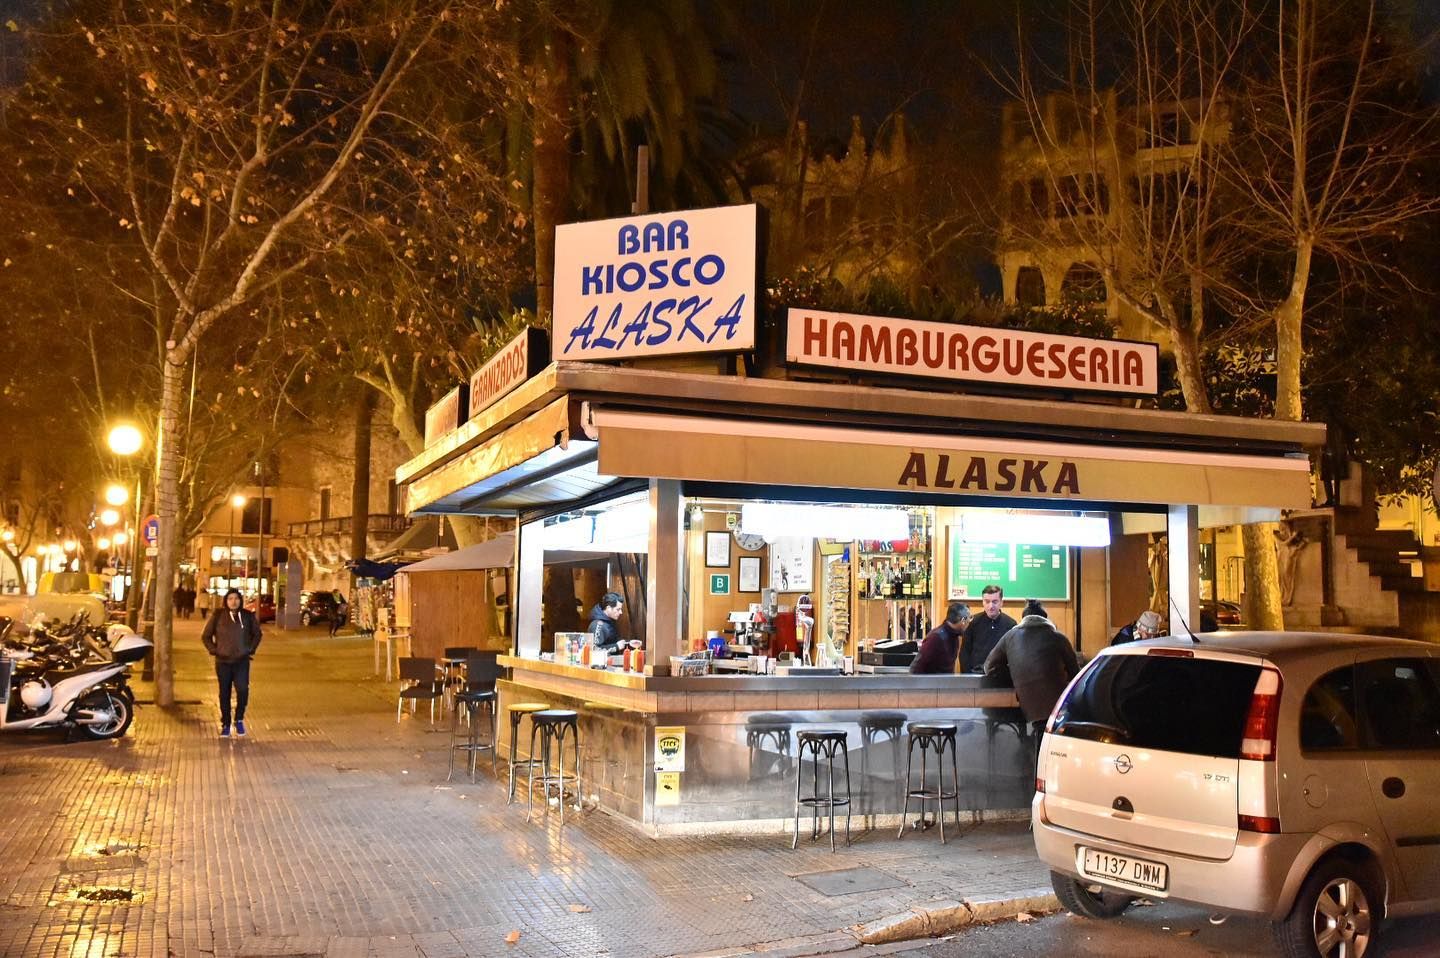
[1052, 654, 1262, 758]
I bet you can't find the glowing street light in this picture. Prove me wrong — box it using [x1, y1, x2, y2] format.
[1, 529, 13, 543]
[104, 484, 130, 506]
[63, 539, 77, 553]
[107, 424, 144, 457]
[113, 531, 128, 546]
[34, 544, 48, 555]
[98, 537, 111, 550]
[100, 508, 121, 526]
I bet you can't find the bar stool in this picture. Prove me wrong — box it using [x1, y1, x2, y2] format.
[448, 653, 501, 782]
[526, 709, 581, 825]
[792, 728, 852, 852]
[441, 646, 477, 713]
[505, 702, 550, 803]
[899, 722, 961, 843]
[858, 710, 907, 817]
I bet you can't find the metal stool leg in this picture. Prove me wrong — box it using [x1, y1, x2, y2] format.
[572, 722, 583, 810]
[826, 743, 837, 852]
[526, 720, 543, 822]
[811, 741, 821, 840]
[936, 738, 946, 845]
[841, 742, 853, 847]
[898, 737, 915, 838]
[949, 735, 962, 833]
[447, 699, 461, 781]
[791, 741, 804, 850]
[507, 711, 524, 803]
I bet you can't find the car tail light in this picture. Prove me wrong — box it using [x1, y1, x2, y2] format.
[1240, 668, 1283, 761]
[1238, 814, 1281, 834]
[1035, 778, 1046, 794]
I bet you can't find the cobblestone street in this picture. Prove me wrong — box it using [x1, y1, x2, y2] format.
[0, 622, 1047, 958]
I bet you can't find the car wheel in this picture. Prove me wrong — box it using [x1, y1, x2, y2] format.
[75, 689, 133, 740]
[301, 611, 311, 626]
[1050, 871, 1133, 919]
[1273, 858, 1379, 958]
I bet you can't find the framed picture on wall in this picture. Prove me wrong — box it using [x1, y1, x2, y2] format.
[738, 556, 761, 593]
[705, 531, 732, 567]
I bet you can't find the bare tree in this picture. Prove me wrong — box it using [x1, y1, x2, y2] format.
[1000, 0, 1258, 413]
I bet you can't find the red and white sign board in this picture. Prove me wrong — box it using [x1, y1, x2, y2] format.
[553, 204, 759, 360]
[785, 309, 1159, 397]
[469, 328, 548, 421]
[141, 514, 160, 545]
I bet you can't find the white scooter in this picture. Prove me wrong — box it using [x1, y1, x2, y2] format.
[1, 624, 150, 741]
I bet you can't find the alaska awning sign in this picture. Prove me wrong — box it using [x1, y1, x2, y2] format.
[552, 204, 758, 360]
[589, 409, 1312, 509]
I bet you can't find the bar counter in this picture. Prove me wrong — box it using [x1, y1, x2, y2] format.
[497, 656, 1035, 834]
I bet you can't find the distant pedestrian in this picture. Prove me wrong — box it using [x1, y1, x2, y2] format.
[196, 589, 212, 617]
[329, 591, 348, 637]
[984, 600, 1080, 751]
[173, 585, 185, 619]
[201, 587, 262, 738]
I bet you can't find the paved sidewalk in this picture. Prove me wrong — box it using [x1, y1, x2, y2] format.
[0, 623, 1049, 958]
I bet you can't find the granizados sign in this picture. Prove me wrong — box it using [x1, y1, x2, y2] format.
[469, 328, 548, 421]
[553, 204, 758, 360]
[786, 309, 1159, 396]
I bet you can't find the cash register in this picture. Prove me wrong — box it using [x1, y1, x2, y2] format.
[858, 638, 918, 670]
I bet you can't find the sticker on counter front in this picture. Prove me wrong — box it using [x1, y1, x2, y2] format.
[656, 771, 681, 806]
[655, 726, 686, 772]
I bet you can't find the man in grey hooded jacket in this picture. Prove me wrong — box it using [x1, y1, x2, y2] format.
[202, 588, 262, 737]
[984, 599, 1079, 746]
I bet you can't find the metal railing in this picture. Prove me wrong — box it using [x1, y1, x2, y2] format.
[287, 514, 413, 538]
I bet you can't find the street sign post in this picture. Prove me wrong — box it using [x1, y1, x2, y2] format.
[141, 514, 160, 546]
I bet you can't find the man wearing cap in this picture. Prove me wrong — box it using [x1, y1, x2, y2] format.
[1111, 609, 1162, 645]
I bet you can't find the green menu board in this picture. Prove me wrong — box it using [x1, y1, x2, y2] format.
[948, 535, 1070, 601]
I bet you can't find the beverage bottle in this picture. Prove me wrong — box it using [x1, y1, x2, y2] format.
[623, 646, 632, 671]
[634, 648, 645, 673]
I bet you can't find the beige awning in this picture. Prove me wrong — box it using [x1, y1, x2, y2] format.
[405, 398, 594, 514]
[590, 409, 1313, 509]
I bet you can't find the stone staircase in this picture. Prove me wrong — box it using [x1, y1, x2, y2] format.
[1332, 512, 1440, 641]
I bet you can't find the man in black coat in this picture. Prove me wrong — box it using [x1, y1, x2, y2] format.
[587, 592, 627, 653]
[201, 588, 262, 738]
[959, 584, 1017, 673]
[984, 599, 1080, 744]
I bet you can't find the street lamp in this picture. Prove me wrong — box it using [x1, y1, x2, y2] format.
[103, 484, 129, 507]
[229, 494, 247, 594]
[1, 529, 13, 543]
[107, 424, 143, 457]
[100, 508, 121, 527]
[113, 531, 128, 546]
[98, 537, 111, 551]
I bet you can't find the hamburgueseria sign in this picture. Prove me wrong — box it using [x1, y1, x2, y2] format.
[785, 308, 1159, 396]
[553, 204, 758, 360]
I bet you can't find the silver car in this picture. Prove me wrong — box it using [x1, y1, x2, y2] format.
[1032, 631, 1440, 958]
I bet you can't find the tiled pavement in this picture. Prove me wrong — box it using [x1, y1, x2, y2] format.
[0, 622, 1048, 958]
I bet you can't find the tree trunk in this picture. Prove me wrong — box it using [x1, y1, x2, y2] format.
[530, 28, 571, 322]
[1242, 522, 1284, 630]
[151, 352, 186, 707]
[349, 390, 377, 599]
[1169, 320, 1213, 416]
[1273, 238, 1313, 423]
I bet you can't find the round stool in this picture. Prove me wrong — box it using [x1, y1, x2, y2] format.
[526, 709, 581, 825]
[506, 702, 550, 804]
[899, 722, 961, 843]
[448, 687, 498, 782]
[746, 712, 795, 781]
[792, 728, 852, 851]
[858, 710, 907, 818]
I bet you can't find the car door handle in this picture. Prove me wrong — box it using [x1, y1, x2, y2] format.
[1382, 777, 1406, 799]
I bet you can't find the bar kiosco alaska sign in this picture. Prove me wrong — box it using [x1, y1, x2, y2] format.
[785, 308, 1159, 396]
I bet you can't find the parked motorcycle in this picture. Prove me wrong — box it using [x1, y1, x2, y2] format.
[0, 622, 149, 741]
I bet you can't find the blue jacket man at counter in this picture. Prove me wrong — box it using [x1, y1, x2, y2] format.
[910, 601, 971, 674]
[588, 592, 627, 653]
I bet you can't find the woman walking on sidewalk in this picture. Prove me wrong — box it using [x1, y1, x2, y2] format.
[202, 588, 263, 738]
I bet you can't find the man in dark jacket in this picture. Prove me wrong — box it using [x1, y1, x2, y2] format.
[959, 584, 1017, 673]
[587, 592, 626, 653]
[910, 601, 971, 674]
[984, 599, 1080, 747]
[202, 588, 262, 738]
[1111, 609, 1161, 646]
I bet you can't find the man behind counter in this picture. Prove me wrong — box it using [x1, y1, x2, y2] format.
[588, 591, 632, 654]
[910, 601, 972, 674]
[959, 584, 1017, 673]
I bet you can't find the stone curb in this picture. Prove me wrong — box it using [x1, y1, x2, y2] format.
[851, 887, 1061, 945]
